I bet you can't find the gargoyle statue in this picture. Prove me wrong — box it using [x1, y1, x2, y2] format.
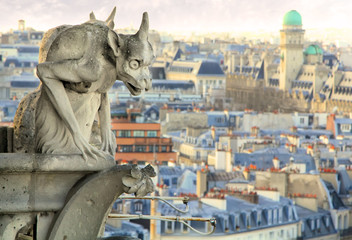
[13, 8, 154, 161]
[122, 164, 156, 197]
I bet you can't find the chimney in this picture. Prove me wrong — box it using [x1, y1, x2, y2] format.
[227, 127, 233, 135]
[159, 104, 169, 122]
[290, 144, 297, 153]
[272, 157, 280, 169]
[243, 167, 250, 180]
[197, 169, 207, 198]
[211, 126, 216, 140]
[251, 126, 259, 137]
[215, 149, 226, 171]
[334, 151, 338, 168]
[326, 114, 336, 137]
[126, 108, 132, 122]
[307, 145, 313, 155]
[329, 145, 335, 153]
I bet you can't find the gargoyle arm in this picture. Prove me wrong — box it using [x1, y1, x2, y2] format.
[99, 92, 116, 155]
[36, 55, 104, 160]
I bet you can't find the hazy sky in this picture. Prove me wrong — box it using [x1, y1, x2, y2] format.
[0, 0, 351, 33]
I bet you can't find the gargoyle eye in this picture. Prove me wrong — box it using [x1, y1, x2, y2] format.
[129, 60, 140, 69]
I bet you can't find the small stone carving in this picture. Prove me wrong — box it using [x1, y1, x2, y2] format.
[13, 8, 154, 161]
[122, 164, 156, 197]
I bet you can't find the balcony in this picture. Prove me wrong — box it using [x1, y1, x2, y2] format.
[133, 138, 172, 145]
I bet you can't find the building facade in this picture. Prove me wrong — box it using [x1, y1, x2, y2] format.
[112, 109, 177, 165]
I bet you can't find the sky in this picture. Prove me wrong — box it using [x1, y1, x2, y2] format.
[0, 0, 352, 34]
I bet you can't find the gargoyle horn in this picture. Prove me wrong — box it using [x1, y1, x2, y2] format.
[106, 7, 116, 23]
[89, 12, 96, 20]
[136, 12, 149, 40]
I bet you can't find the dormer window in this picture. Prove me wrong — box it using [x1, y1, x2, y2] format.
[224, 218, 229, 232]
[341, 124, 351, 132]
[165, 221, 174, 233]
[325, 216, 330, 227]
[117, 203, 123, 213]
[310, 219, 315, 230]
[182, 220, 190, 233]
[135, 202, 143, 214]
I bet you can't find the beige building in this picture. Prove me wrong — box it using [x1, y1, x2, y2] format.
[279, 10, 305, 91]
[255, 170, 350, 235]
[167, 60, 226, 94]
[225, 9, 352, 114]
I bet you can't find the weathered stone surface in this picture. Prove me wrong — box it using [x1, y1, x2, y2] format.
[48, 164, 155, 240]
[13, 88, 41, 153]
[0, 154, 115, 214]
[0, 214, 35, 240]
[0, 154, 155, 239]
[13, 8, 154, 162]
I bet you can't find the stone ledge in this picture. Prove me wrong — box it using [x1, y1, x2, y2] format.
[0, 153, 115, 172]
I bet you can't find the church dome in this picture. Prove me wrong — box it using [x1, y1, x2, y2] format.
[283, 10, 302, 26]
[304, 45, 323, 55]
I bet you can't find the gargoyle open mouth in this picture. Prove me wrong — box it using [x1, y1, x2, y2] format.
[126, 82, 142, 95]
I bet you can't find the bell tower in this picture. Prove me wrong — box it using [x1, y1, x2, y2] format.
[279, 10, 305, 91]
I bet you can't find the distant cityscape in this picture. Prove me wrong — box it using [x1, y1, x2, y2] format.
[2, 9, 352, 240]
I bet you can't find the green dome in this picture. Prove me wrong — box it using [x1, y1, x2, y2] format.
[283, 10, 302, 26]
[304, 45, 323, 55]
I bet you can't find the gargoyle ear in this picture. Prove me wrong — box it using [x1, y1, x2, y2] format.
[107, 30, 122, 57]
[89, 11, 96, 20]
[136, 12, 149, 40]
[107, 20, 114, 30]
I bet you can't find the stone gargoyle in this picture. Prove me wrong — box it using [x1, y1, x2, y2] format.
[13, 7, 154, 161]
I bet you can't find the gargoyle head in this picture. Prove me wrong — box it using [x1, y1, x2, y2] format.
[122, 164, 156, 197]
[107, 12, 155, 96]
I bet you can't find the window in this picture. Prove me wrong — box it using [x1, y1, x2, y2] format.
[120, 145, 133, 152]
[216, 117, 223, 123]
[149, 145, 159, 152]
[147, 131, 157, 137]
[172, 177, 178, 186]
[205, 221, 213, 233]
[119, 130, 131, 137]
[300, 118, 305, 124]
[182, 221, 190, 233]
[135, 145, 146, 152]
[117, 203, 123, 213]
[310, 219, 315, 230]
[134, 130, 145, 137]
[224, 218, 229, 232]
[135, 202, 143, 213]
[163, 179, 170, 186]
[161, 146, 167, 152]
[341, 124, 351, 132]
[325, 216, 330, 227]
[165, 221, 174, 233]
